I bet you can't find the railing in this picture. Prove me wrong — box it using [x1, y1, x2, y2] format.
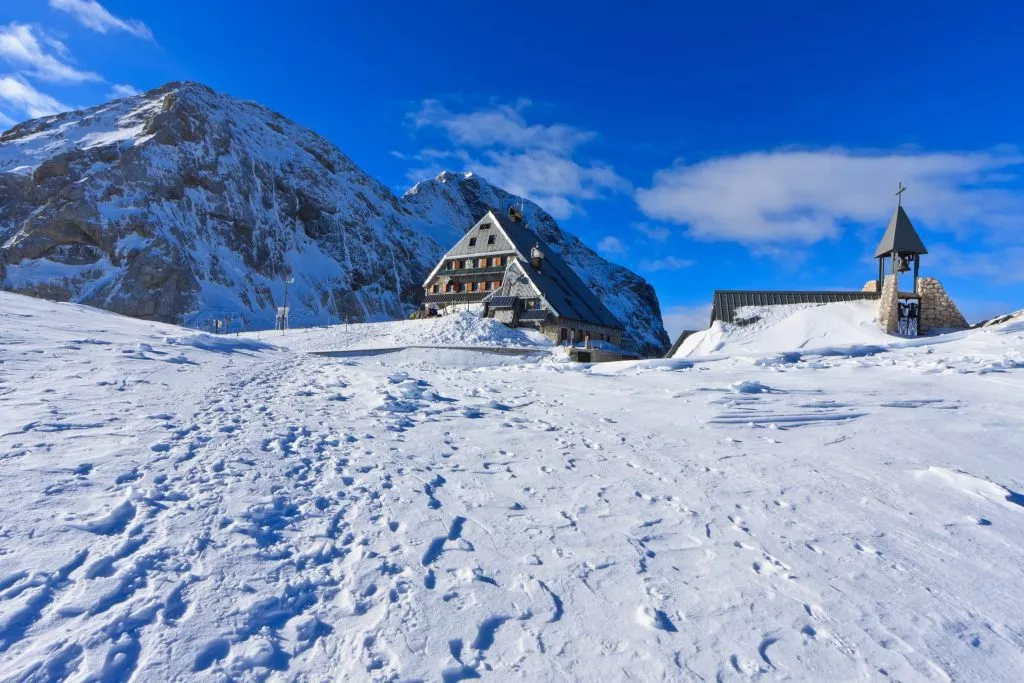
[423, 292, 491, 304]
[436, 266, 506, 276]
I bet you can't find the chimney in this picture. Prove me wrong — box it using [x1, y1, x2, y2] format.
[530, 243, 544, 271]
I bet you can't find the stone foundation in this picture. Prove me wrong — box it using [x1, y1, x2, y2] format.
[917, 277, 969, 332]
[877, 275, 900, 334]
[877, 275, 968, 335]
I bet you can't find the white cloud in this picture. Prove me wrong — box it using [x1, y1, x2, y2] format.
[661, 304, 712, 338]
[413, 99, 595, 153]
[639, 256, 694, 272]
[0, 109, 16, 128]
[597, 236, 628, 257]
[108, 83, 139, 98]
[928, 244, 1024, 284]
[49, 0, 153, 41]
[0, 22, 100, 82]
[636, 148, 1024, 247]
[633, 222, 671, 242]
[0, 74, 69, 118]
[408, 99, 627, 219]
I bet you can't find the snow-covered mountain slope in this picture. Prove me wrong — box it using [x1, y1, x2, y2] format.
[403, 171, 671, 356]
[0, 82, 439, 329]
[1, 290, 1023, 680]
[0, 83, 669, 355]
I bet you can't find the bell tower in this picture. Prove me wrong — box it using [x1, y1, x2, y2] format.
[874, 182, 928, 294]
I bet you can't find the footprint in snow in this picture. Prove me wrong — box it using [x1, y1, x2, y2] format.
[636, 605, 677, 632]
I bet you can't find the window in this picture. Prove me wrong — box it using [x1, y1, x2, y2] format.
[487, 235, 496, 245]
[445, 282, 454, 292]
[479, 223, 491, 230]
[493, 256, 503, 267]
[469, 238, 477, 247]
[470, 282, 478, 292]
[431, 285, 439, 293]
[492, 280, 501, 289]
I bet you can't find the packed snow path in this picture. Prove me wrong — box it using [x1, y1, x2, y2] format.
[1, 295, 1023, 681]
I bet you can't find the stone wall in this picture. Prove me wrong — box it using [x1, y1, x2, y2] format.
[539, 319, 624, 347]
[877, 275, 900, 334]
[918, 277, 969, 332]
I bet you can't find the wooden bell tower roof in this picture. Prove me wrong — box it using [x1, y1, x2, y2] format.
[874, 185, 928, 258]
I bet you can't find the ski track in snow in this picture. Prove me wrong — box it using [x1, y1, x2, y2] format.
[0, 293, 1023, 680]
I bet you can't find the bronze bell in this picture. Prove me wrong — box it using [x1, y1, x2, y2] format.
[896, 256, 911, 273]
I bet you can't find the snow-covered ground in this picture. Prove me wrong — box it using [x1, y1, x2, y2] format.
[1, 291, 1023, 681]
[240, 311, 553, 354]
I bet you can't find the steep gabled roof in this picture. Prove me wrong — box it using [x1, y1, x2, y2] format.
[489, 211, 622, 329]
[421, 212, 513, 287]
[874, 205, 928, 258]
[424, 209, 621, 329]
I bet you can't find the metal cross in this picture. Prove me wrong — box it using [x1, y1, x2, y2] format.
[895, 182, 907, 206]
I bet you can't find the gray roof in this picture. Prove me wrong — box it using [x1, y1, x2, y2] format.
[489, 211, 622, 330]
[874, 206, 928, 258]
[711, 290, 880, 326]
[519, 309, 550, 321]
[665, 329, 701, 358]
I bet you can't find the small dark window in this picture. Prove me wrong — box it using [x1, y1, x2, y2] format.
[469, 238, 477, 247]
[487, 235, 496, 245]
[479, 223, 491, 230]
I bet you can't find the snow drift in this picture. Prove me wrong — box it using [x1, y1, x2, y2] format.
[674, 300, 896, 358]
[248, 310, 553, 354]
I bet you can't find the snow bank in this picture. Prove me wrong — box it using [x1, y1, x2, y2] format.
[241, 311, 552, 353]
[674, 300, 895, 359]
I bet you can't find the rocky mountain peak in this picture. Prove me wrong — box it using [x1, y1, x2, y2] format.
[1, 81, 670, 355]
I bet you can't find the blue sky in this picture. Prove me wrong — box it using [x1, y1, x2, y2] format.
[3, 1, 1023, 336]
